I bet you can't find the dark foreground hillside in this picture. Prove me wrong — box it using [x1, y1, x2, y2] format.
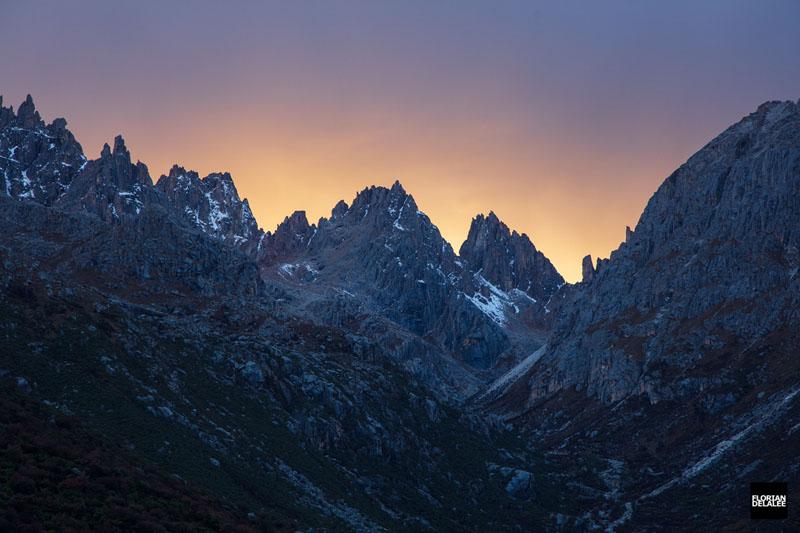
[0, 383, 301, 532]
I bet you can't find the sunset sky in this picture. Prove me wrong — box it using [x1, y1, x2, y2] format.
[2, 1, 798, 281]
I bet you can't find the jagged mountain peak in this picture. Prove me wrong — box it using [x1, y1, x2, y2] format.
[351, 180, 413, 210]
[282, 209, 311, 228]
[0, 95, 86, 204]
[112, 134, 128, 157]
[257, 210, 317, 265]
[465, 211, 540, 253]
[155, 165, 262, 249]
[344, 181, 433, 239]
[460, 210, 564, 302]
[262, 181, 443, 271]
[57, 135, 158, 222]
[278, 210, 314, 234]
[99, 134, 133, 162]
[273, 210, 314, 240]
[331, 199, 348, 218]
[159, 164, 202, 190]
[0, 95, 43, 130]
[390, 178, 406, 193]
[257, 181, 520, 369]
[483, 210, 501, 223]
[17, 94, 41, 128]
[168, 163, 192, 178]
[468, 211, 515, 240]
[96, 135, 150, 184]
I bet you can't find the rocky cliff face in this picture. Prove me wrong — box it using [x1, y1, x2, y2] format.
[502, 100, 800, 406]
[155, 165, 263, 252]
[477, 100, 800, 530]
[460, 211, 564, 302]
[0, 95, 86, 204]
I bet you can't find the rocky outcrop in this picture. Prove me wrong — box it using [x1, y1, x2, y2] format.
[459, 211, 563, 302]
[155, 165, 263, 251]
[0, 95, 86, 204]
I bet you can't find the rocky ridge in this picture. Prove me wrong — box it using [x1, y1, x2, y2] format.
[258, 181, 559, 371]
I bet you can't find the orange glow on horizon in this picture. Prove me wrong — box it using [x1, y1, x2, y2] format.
[70, 105, 698, 284]
[4, 1, 798, 283]
[10, 88, 735, 283]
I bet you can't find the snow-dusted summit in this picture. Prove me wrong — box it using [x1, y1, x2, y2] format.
[156, 165, 263, 251]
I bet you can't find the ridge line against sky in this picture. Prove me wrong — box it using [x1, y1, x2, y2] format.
[2, 0, 799, 281]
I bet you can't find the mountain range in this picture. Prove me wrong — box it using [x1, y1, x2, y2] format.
[1, 95, 798, 530]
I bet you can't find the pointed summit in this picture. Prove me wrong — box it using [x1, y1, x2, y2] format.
[331, 199, 348, 218]
[112, 135, 129, 158]
[349, 180, 417, 221]
[390, 179, 406, 194]
[56, 133, 156, 221]
[258, 209, 315, 264]
[17, 94, 41, 128]
[460, 211, 563, 301]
